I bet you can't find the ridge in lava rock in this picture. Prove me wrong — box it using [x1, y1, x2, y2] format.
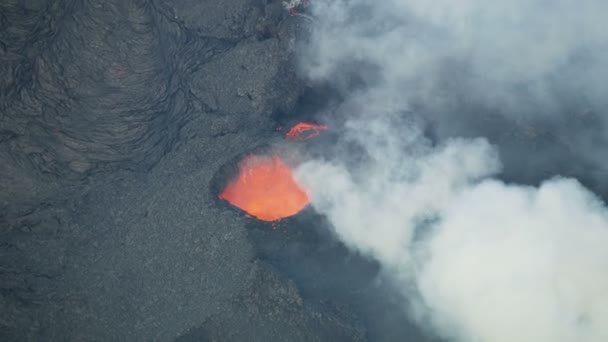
[219, 154, 309, 221]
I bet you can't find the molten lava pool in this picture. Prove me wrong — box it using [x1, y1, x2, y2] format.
[218, 154, 309, 221]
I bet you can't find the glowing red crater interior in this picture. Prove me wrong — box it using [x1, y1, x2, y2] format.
[218, 154, 310, 221]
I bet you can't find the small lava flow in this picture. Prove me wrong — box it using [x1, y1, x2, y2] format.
[285, 122, 328, 141]
[219, 154, 310, 221]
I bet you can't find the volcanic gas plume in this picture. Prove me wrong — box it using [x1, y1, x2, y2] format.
[294, 1, 608, 341]
[219, 154, 310, 221]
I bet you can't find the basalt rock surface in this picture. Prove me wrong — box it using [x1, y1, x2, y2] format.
[0, 0, 363, 341]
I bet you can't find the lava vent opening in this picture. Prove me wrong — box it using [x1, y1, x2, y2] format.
[216, 153, 310, 222]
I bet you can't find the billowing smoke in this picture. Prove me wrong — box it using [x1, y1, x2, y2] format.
[294, 1, 608, 341]
[303, 0, 608, 114]
[299, 0, 608, 178]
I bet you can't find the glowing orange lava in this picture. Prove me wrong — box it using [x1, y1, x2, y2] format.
[285, 122, 328, 141]
[219, 154, 310, 221]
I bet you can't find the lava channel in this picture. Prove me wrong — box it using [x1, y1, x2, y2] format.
[285, 122, 328, 141]
[218, 154, 309, 221]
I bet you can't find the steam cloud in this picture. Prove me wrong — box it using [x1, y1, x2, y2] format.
[295, 1, 608, 341]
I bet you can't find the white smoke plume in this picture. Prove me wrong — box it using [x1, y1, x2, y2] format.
[303, 0, 608, 115]
[296, 115, 608, 342]
[300, 0, 608, 176]
[295, 1, 608, 341]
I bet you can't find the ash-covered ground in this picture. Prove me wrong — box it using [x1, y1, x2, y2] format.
[2, 1, 607, 342]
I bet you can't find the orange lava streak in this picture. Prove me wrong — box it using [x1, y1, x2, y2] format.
[219, 155, 310, 221]
[285, 122, 328, 141]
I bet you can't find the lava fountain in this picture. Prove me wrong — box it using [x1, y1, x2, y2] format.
[219, 154, 310, 221]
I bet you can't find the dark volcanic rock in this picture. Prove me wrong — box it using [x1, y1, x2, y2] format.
[190, 37, 301, 117]
[161, 0, 264, 40]
[0, 0, 303, 215]
[0, 0, 362, 341]
[177, 261, 365, 342]
[1, 0, 186, 217]
[1, 116, 363, 341]
[31, 1, 181, 168]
